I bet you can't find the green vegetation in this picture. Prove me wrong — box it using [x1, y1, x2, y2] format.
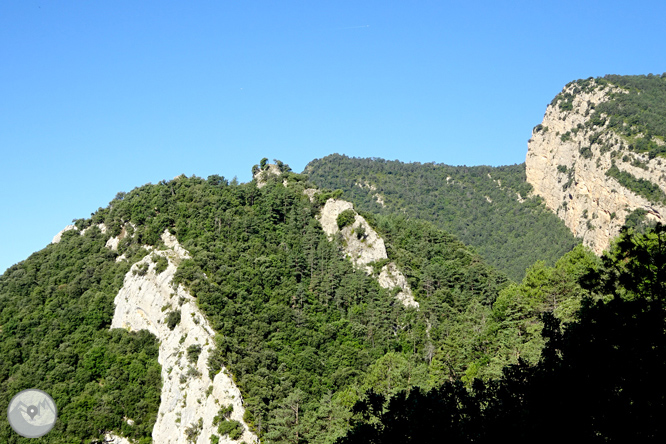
[153, 254, 168, 274]
[5, 154, 664, 442]
[14, 167, 518, 443]
[213, 405, 243, 439]
[336, 209, 356, 230]
[596, 74, 666, 158]
[337, 224, 666, 443]
[165, 309, 181, 330]
[305, 154, 580, 281]
[605, 164, 666, 204]
[187, 344, 202, 363]
[0, 227, 161, 442]
[558, 74, 666, 159]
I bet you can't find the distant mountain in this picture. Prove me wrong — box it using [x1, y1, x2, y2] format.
[304, 155, 580, 281]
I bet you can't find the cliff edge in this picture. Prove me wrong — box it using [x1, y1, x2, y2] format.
[526, 77, 666, 254]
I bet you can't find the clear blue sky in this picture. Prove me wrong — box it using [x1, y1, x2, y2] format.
[2, 0, 665, 273]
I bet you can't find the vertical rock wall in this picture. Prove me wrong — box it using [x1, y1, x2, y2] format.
[526, 80, 666, 254]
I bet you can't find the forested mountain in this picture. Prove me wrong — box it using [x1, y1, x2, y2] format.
[2, 156, 663, 442]
[3, 164, 580, 443]
[304, 155, 580, 281]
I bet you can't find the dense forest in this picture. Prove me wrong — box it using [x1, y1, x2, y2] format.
[2, 158, 664, 442]
[0, 226, 161, 443]
[304, 155, 580, 281]
[337, 224, 666, 443]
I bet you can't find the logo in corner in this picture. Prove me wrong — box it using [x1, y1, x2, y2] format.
[7, 389, 58, 438]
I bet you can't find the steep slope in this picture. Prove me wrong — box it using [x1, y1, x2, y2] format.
[0, 224, 163, 443]
[110, 230, 257, 444]
[1, 165, 511, 444]
[526, 75, 666, 253]
[304, 155, 580, 281]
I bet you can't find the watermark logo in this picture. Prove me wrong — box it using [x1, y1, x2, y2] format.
[7, 389, 57, 438]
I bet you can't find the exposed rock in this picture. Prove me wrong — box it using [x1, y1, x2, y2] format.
[110, 230, 257, 444]
[526, 79, 666, 254]
[80, 223, 108, 236]
[106, 236, 121, 251]
[303, 188, 318, 202]
[100, 433, 132, 444]
[105, 223, 136, 251]
[52, 225, 77, 244]
[378, 263, 419, 308]
[254, 164, 282, 188]
[54, 223, 109, 244]
[355, 181, 386, 207]
[318, 199, 419, 308]
[355, 181, 377, 191]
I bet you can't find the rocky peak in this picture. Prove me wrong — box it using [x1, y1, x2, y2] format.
[526, 79, 666, 254]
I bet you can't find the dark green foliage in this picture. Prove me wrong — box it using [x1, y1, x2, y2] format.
[305, 154, 580, 281]
[218, 420, 243, 440]
[165, 310, 181, 330]
[579, 145, 593, 158]
[623, 208, 655, 234]
[133, 262, 149, 276]
[605, 164, 666, 204]
[595, 74, 666, 158]
[0, 231, 161, 442]
[336, 209, 356, 230]
[153, 254, 168, 274]
[83, 170, 515, 442]
[187, 344, 202, 363]
[338, 225, 666, 443]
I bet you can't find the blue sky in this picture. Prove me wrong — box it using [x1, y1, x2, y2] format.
[2, 0, 666, 273]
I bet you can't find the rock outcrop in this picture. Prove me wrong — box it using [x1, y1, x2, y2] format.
[318, 199, 419, 308]
[52, 225, 78, 243]
[110, 231, 257, 444]
[526, 79, 666, 254]
[52, 223, 108, 244]
[254, 164, 282, 188]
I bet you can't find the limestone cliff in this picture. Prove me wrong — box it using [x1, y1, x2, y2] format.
[110, 230, 257, 444]
[318, 198, 419, 308]
[526, 79, 666, 254]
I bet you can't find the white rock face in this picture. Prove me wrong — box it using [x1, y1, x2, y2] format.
[303, 188, 318, 202]
[526, 79, 666, 254]
[105, 223, 137, 251]
[254, 164, 282, 188]
[110, 230, 257, 444]
[318, 199, 419, 308]
[102, 433, 133, 444]
[355, 181, 386, 207]
[52, 225, 77, 244]
[378, 263, 419, 309]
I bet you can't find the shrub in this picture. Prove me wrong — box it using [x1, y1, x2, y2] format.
[166, 310, 181, 330]
[217, 420, 243, 440]
[337, 209, 356, 230]
[187, 344, 202, 363]
[154, 255, 168, 274]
